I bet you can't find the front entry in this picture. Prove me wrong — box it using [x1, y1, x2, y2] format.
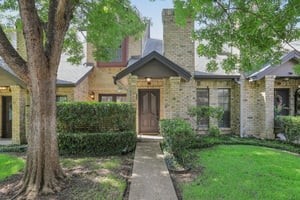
[138, 89, 160, 134]
[2, 96, 12, 138]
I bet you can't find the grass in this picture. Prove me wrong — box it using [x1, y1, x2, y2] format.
[0, 154, 24, 181]
[182, 145, 300, 200]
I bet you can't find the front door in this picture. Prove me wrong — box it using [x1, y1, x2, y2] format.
[139, 89, 160, 134]
[2, 96, 12, 138]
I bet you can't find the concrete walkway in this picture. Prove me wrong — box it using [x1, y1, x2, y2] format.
[129, 141, 178, 200]
[0, 139, 12, 145]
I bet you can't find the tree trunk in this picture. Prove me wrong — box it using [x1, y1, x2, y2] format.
[16, 62, 65, 199]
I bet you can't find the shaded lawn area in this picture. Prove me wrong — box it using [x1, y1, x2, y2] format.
[0, 153, 133, 200]
[0, 154, 24, 181]
[182, 145, 300, 200]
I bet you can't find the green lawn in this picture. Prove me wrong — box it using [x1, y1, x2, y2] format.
[183, 145, 300, 200]
[0, 154, 24, 181]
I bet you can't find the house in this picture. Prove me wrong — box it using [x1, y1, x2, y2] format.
[0, 8, 299, 144]
[0, 59, 93, 144]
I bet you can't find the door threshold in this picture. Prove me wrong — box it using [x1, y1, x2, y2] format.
[137, 134, 163, 141]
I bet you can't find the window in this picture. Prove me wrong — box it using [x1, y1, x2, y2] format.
[196, 89, 209, 128]
[274, 89, 289, 116]
[99, 94, 127, 102]
[56, 95, 68, 102]
[97, 38, 128, 67]
[218, 89, 230, 128]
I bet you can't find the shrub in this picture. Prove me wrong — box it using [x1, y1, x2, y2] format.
[58, 131, 136, 156]
[275, 116, 300, 142]
[57, 102, 135, 133]
[192, 135, 300, 154]
[0, 145, 27, 152]
[188, 106, 224, 121]
[160, 119, 196, 167]
[208, 126, 221, 137]
[187, 106, 223, 130]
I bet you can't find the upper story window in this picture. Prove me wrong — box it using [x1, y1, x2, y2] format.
[97, 38, 128, 67]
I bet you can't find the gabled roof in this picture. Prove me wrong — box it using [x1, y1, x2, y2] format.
[57, 64, 93, 86]
[114, 51, 192, 83]
[248, 50, 300, 80]
[0, 59, 93, 87]
[194, 71, 240, 79]
[0, 59, 26, 88]
[143, 38, 163, 56]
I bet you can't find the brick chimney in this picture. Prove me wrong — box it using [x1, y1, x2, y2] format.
[162, 9, 194, 73]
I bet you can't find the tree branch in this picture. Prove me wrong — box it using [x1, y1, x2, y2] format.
[45, 0, 78, 71]
[0, 25, 29, 84]
[18, 0, 46, 67]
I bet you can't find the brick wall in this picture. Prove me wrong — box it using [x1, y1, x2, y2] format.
[196, 79, 240, 134]
[56, 87, 74, 101]
[74, 77, 89, 101]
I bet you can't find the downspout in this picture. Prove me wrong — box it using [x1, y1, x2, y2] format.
[239, 74, 245, 138]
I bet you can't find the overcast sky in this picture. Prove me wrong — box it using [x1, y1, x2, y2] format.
[131, 0, 173, 40]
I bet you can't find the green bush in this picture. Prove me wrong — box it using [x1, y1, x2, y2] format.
[208, 126, 221, 137]
[275, 116, 300, 142]
[160, 119, 196, 166]
[0, 145, 27, 152]
[188, 106, 224, 121]
[57, 102, 135, 133]
[58, 131, 136, 156]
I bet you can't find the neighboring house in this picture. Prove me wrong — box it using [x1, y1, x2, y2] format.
[0, 59, 93, 144]
[1, 8, 299, 144]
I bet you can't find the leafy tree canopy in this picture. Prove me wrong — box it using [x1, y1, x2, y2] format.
[174, 0, 300, 73]
[0, 0, 146, 64]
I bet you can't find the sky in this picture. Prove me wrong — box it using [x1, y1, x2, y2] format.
[131, 0, 174, 40]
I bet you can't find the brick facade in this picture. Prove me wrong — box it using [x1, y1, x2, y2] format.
[3, 8, 296, 144]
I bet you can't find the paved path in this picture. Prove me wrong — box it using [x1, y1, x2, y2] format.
[129, 141, 178, 200]
[0, 139, 12, 145]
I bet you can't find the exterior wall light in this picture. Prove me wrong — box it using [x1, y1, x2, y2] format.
[89, 91, 95, 100]
[146, 77, 151, 85]
[0, 86, 10, 91]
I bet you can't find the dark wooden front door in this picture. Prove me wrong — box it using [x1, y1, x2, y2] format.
[139, 89, 160, 133]
[2, 96, 12, 138]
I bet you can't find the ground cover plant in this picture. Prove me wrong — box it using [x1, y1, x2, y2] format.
[0, 153, 133, 199]
[0, 154, 24, 181]
[180, 145, 300, 200]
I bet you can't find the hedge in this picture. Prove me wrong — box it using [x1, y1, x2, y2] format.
[58, 131, 136, 156]
[192, 135, 300, 154]
[275, 116, 300, 142]
[57, 102, 135, 133]
[0, 145, 27, 152]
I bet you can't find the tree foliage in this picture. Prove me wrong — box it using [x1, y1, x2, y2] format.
[0, 0, 146, 64]
[174, 0, 300, 73]
[0, 0, 145, 198]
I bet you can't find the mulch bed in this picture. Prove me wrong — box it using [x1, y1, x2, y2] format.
[0, 153, 134, 200]
[169, 166, 203, 200]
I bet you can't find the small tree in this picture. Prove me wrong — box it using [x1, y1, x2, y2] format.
[188, 106, 224, 135]
[0, 0, 145, 198]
